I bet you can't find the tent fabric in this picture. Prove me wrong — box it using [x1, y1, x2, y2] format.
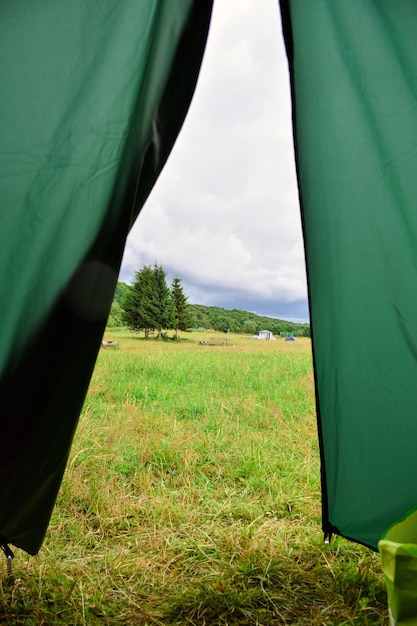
[4, 0, 417, 560]
[0, 1, 212, 555]
[280, 0, 417, 550]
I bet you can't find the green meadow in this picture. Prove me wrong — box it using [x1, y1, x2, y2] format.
[0, 331, 387, 625]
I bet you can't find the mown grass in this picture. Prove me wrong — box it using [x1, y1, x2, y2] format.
[0, 331, 388, 624]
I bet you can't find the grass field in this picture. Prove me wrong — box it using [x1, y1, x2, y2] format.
[0, 330, 388, 625]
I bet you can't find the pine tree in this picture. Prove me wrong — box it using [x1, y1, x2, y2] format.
[122, 265, 154, 338]
[152, 264, 175, 339]
[122, 264, 174, 339]
[171, 276, 194, 340]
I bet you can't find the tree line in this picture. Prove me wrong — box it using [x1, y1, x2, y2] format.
[189, 304, 310, 337]
[108, 265, 310, 338]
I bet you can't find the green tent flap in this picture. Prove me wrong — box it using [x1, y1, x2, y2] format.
[0, 1, 212, 555]
[281, 0, 417, 549]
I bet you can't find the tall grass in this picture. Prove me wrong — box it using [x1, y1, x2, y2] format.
[0, 331, 388, 624]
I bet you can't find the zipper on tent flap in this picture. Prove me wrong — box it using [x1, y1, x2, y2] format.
[0, 542, 14, 576]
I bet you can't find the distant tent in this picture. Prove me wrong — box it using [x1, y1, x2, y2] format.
[258, 330, 276, 340]
[251, 330, 276, 340]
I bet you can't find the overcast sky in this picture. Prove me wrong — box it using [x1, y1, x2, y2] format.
[119, 0, 309, 323]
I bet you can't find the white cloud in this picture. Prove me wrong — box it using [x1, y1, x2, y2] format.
[120, 0, 308, 321]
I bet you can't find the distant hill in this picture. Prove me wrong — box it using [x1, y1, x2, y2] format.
[111, 282, 310, 337]
[188, 304, 310, 337]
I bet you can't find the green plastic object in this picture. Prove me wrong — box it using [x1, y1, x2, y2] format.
[0, 1, 212, 555]
[379, 509, 417, 625]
